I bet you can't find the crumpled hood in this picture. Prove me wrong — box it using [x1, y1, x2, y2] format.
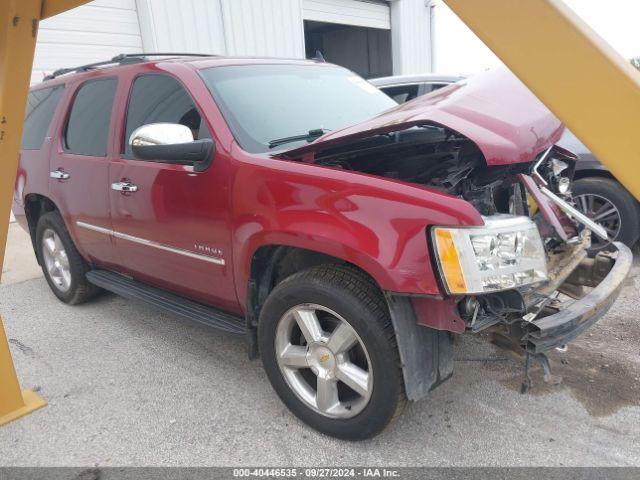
[279, 67, 565, 166]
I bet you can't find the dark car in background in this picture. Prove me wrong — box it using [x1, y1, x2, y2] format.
[370, 74, 640, 249]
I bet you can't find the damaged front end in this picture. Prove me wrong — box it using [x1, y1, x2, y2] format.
[422, 145, 634, 391]
[335, 132, 632, 390]
[278, 67, 633, 392]
[314, 127, 632, 390]
[439, 147, 633, 354]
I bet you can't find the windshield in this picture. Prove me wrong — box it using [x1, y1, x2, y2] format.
[200, 64, 397, 154]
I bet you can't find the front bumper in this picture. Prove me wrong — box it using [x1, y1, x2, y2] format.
[523, 242, 633, 353]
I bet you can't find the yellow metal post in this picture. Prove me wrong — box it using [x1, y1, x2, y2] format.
[41, 0, 91, 20]
[0, 0, 47, 426]
[444, 0, 640, 200]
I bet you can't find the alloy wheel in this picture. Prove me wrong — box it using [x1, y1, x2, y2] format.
[274, 304, 373, 419]
[574, 193, 621, 248]
[41, 228, 72, 292]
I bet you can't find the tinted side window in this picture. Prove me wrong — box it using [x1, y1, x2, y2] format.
[381, 84, 420, 104]
[21, 86, 64, 150]
[65, 78, 117, 156]
[124, 74, 209, 156]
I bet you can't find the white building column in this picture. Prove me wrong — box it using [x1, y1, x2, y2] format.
[390, 0, 433, 75]
[136, 0, 305, 59]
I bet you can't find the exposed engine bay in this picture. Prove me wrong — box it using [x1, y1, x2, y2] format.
[315, 125, 575, 222]
[316, 128, 622, 320]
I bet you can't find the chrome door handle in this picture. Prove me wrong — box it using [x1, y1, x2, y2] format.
[111, 181, 138, 193]
[50, 169, 70, 180]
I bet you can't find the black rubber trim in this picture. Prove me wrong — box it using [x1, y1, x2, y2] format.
[384, 293, 454, 401]
[524, 242, 633, 353]
[131, 138, 214, 168]
[86, 269, 245, 335]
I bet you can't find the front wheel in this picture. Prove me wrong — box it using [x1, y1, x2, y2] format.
[258, 265, 406, 440]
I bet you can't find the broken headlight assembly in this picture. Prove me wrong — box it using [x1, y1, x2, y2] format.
[432, 216, 548, 294]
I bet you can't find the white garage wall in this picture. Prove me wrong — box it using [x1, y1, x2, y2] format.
[136, 0, 226, 54]
[303, 0, 390, 29]
[137, 0, 305, 58]
[220, 0, 305, 57]
[32, 0, 143, 85]
[31, 0, 435, 83]
[390, 0, 432, 75]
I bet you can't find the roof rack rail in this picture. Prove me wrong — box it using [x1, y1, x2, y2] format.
[43, 53, 217, 81]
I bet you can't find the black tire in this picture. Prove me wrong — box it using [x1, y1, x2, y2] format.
[258, 264, 406, 440]
[35, 211, 99, 304]
[573, 177, 640, 249]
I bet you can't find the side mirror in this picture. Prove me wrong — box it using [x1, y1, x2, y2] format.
[129, 123, 214, 171]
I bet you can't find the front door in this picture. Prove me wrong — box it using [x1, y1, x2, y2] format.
[108, 73, 238, 312]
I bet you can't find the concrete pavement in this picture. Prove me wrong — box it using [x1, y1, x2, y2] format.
[0, 225, 638, 466]
[1, 222, 42, 286]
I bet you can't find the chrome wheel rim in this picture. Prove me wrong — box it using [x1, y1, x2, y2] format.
[275, 304, 373, 419]
[574, 193, 621, 247]
[41, 229, 72, 293]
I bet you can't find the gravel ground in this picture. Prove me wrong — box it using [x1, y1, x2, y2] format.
[0, 253, 638, 467]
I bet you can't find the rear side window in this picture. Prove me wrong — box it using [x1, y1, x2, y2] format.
[21, 86, 64, 150]
[123, 74, 209, 156]
[65, 78, 117, 156]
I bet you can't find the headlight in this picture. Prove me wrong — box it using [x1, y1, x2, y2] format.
[432, 215, 547, 294]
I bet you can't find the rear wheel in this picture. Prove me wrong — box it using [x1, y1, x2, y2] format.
[573, 177, 640, 249]
[258, 265, 406, 440]
[35, 211, 99, 304]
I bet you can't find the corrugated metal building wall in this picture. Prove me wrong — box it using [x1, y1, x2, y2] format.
[221, 0, 306, 57]
[390, 0, 433, 75]
[135, 0, 227, 54]
[136, 0, 305, 57]
[31, 0, 432, 83]
[32, 0, 143, 84]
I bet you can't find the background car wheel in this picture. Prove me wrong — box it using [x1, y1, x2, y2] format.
[572, 177, 640, 250]
[35, 211, 99, 304]
[258, 265, 406, 440]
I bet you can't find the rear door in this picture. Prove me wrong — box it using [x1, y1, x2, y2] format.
[48, 77, 118, 267]
[108, 73, 237, 312]
[16, 85, 65, 224]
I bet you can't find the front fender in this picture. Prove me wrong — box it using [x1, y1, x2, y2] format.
[231, 153, 484, 305]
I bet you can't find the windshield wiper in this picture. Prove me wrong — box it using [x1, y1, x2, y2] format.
[268, 128, 330, 149]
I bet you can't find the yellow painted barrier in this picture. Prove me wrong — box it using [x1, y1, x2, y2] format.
[0, 0, 51, 427]
[444, 0, 640, 200]
[41, 0, 92, 20]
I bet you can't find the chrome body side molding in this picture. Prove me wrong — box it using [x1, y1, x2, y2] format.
[76, 221, 225, 265]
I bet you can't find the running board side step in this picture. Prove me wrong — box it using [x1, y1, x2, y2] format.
[86, 270, 246, 335]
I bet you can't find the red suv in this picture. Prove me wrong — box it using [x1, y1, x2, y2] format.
[13, 54, 632, 440]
